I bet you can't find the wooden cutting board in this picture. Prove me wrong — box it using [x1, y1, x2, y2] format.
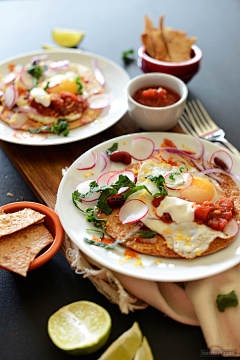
[0, 113, 183, 210]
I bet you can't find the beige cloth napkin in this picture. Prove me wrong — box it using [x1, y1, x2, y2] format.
[61, 233, 240, 357]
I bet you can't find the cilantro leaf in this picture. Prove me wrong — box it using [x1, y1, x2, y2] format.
[27, 64, 46, 80]
[145, 174, 168, 196]
[125, 231, 157, 239]
[122, 49, 135, 63]
[84, 237, 122, 249]
[28, 119, 69, 136]
[106, 143, 118, 156]
[76, 77, 83, 95]
[44, 81, 50, 92]
[122, 185, 152, 200]
[216, 290, 238, 312]
[169, 166, 188, 181]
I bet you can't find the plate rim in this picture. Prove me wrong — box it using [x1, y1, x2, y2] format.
[0, 49, 130, 146]
[56, 131, 240, 282]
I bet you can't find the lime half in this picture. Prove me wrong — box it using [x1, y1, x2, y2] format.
[47, 301, 111, 356]
[52, 28, 85, 47]
[99, 322, 142, 360]
[134, 336, 154, 360]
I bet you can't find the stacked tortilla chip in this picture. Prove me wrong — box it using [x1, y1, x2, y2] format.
[0, 208, 54, 276]
[142, 15, 197, 62]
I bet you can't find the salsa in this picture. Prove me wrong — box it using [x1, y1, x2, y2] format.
[132, 86, 181, 107]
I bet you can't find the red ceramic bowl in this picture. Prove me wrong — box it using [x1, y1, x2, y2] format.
[1, 202, 64, 272]
[138, 44, 203, 78]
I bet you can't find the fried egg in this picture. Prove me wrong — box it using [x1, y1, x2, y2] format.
[127, 158, 230, 258]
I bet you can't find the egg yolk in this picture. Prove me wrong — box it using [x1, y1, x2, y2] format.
[48, 78, 78, 94]
[180, 176, 215, 204]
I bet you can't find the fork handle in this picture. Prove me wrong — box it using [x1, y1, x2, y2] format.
[217, 138, 240, 157]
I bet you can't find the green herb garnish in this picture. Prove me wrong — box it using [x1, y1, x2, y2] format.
[125, 231, 157, 239]
[44, 81, 50, 92]
[84, 238, 122, 249]
[27, 64, 47, 80]
[169, 166, 188, 181]
[106, 143, 118, 156]
[145, 174, 168, 196]
[216, 290, 238, 312]
[28, 119, 69, 137]
[122, 49, 135, 63]
[76, 77, 83, 95]
[122, 185, 151, 201]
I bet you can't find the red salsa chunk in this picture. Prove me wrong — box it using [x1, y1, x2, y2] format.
[132, 86, 181, 107]
[194, 198, 235, 231]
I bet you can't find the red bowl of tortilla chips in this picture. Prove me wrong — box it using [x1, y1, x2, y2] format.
[138, 45, 203, 82]
[0, 202, 64, 276]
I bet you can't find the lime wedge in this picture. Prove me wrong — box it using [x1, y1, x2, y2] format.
[134, 336, 154, 360]
[47, 301, 111, 356]
[99, 322, 142, 360]
[52, 28, 85, 47]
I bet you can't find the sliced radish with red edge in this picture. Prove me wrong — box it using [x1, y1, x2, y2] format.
[2, 72, 17, 84]
[118, 199, 148, 224]
[88, 94, 110, 110]
[210, 150, 233, 172]
[222, 219, 239, 237]
[20, 71, 34, 88]
[9, 113, 28, 129]
[50, 60, 70, 71]
[4, 85, 18, 108]
[91, 58, 105, 86]
[164, 172, 193, 190]
[97, 171, 118, 186]
[75, 180, 100, 202]
[131, 137, 155, 161]
[76, 151, 97, 170]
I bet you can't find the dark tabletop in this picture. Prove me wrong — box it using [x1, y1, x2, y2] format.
[1, 1, 240, 359]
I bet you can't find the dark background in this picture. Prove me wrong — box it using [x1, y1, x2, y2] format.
[0, 1, 240, 359]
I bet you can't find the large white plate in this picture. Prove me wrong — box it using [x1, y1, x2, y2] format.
[56, 132, 240, 282]
[0, 49, 130, 146]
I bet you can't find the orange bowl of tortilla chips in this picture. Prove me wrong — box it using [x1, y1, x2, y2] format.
[138, 15, 203, 83]
[0, 202, 64, 276]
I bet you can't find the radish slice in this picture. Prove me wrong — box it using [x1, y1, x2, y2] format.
[14, 106, 40, 115]
[4, 85, 18, 108]
[131, 137, 155, 161]
[50, 60, 70, 71]
[2, 72, 17, 84]
[75, 180, 100, 202]
[164, 172, 193, 190]
[76, 151, 97, 170]
[150, 155, 161, 163]
[159, 150, 173, 162]
[222, 219, 239, 236]
[92, 58, 105, 86]
[88, 94, 110, 109]
[210, 150, 233, 172]
[98, 151, 111, 172]
[107, 171, 136, 185]
[118, 199, 148, 224]
[97, 171, 118, 186]
[20, 71, 34, 88]
[9, 113, 28, 129]
[30, 54, 49, 65]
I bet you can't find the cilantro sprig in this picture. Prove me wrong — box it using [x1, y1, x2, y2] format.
[106, 143, 118, 156]
[145, 174, 168, 197]
[28, 119, 69, 137]
[76, 77, 83, 95]
[27, 64, 47, 80]
[122, 49, 135, 63]
[169, 166, 188, 181]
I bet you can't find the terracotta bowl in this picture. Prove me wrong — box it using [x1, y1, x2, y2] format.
[1, 202, 64, 272]
[138, 45, 203, 83]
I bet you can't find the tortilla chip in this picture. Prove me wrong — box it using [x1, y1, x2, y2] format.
[0, 223, 54, 276]
[141, 33, 156, 59]
[163, 27, 197, 62]
[0, 208, 45, 238]
[151, 29, 170, 61]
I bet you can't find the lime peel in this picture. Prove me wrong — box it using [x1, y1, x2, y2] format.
[134, 336, 154, 360]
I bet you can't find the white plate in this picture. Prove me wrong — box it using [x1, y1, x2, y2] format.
[56, 132, 240, 282]
[0, 49, 130, 146]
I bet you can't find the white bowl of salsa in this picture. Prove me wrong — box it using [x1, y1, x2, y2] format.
[126, 73, 188, 131]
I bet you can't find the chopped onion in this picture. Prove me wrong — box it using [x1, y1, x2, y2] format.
[88, 94, 110, 110]
[9, 112, 28, 129]
[97, 171, 118, 186]
[118, 199, 148, 224]
[131, 137, 155, 161]
[92, 58, 105, 86]
[164, 172, 193, 190]
[222, 219, 239, 237]
[76, 151, 97, 170]
[4, 85, 18, 108]
[210, 150, 233, 172]
[75, 180, 100, 202]
[50, 60, 70, 71]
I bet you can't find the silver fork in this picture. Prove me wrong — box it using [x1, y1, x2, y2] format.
[179, 99, 240, 157]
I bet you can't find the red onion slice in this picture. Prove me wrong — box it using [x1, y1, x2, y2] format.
[222, 218, 239, 237]
[97, 171, 118, 186]
[76, 151, 98, 170]
[88, 94, 110, 110]
[160, 147, 198, 161]
[92, 58, 105, 86]
[98, 151, 111, 173]
[202, 151, 225, 183]
[131, 137, 155, 161]
[164, 172, 193, 190]
[118, 199, 148, 224]
[4, 85, 18, 108]
[2, 72, 17, 84]
[210, 150, 233, 172]
[75, 180, 100, 202]
[200, 168, 238, 182]
[9, 112, 28, 129]
[30, 54, 49, 65]
[50, 60, 70, 71]
[193, 137, 204, 159]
